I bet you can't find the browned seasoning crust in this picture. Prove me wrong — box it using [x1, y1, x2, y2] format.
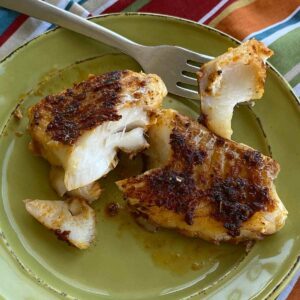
[28, 70, 165, 153]
[31, 71, 124, 145]
[118, 111, 280, 239]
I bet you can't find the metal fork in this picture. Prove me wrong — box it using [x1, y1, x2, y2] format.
[0, 0, 213, 100]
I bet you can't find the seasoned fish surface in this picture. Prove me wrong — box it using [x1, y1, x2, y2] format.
[29, 70, 167, 190]
[117, 109, 287, 243]
[197, 40, 273, 139]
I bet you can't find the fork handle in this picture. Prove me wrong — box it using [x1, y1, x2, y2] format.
[0, 0, 144, 57]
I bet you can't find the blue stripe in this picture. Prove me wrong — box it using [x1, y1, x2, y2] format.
[78, 0, 88, 5]
[252, 9, 300, 41]
[65, 0, 75, 11]
[47, 24, 57, 31]
[46, 1, 75, 32]
[0, 8, 20, 35]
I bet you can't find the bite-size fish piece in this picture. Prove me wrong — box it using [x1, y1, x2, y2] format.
[197, 39, 273, 139]
[24, 198, 95, 249]
[117, 109, 287, 243]
[49, 166, 101, 203]
[29, 70, 167, 191]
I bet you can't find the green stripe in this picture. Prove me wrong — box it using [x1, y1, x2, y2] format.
[122, 0, 150, 12]
[289, 73, 300, 88]
[269, 28, 300, 75]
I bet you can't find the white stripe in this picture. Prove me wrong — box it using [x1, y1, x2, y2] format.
[82, 0, 118, 15]
[294, 83, 300, 97]
[198, 0, 229, 23]
[0, 0, 88, 60]
[284, 62, 300, 81]
[261, 22, 300, 45]
[243, 6, 300, 41]
[69, 3, 90, 17]
[92, 0, 118, 15]
[48, 0, 71, 9]
[0, 18, 52, 59]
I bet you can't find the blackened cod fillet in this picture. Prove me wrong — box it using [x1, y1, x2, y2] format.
[117, 109, 287, 243]
[28, 70, 167, 192]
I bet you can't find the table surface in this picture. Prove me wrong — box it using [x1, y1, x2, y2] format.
[288, 279, 299, 300]
[0, 2, 299, 299]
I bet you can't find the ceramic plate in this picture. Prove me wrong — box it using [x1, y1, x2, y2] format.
[0, 13, 299, 300]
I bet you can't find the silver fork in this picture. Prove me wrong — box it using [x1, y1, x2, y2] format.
[0, 0, 213, 100]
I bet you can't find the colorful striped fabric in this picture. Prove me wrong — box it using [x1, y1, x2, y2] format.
[0, 0, 299, 99]
[0, 0, 299, 298]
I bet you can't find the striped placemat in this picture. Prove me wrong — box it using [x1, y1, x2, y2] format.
[0, 1, 299, 298]
[0, 0, 299, 99]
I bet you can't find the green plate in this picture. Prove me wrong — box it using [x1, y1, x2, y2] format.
[0, 13, 299, 300]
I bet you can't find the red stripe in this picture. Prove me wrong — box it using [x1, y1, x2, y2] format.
[102, 0, 136, 14]
[0, 14, 28, 46]
[203, 0, 236, 24]
[139, 0, 221, 21]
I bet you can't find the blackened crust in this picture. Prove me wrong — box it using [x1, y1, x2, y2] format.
[32, 71, 124, 145]
[120, 113, 279, 237]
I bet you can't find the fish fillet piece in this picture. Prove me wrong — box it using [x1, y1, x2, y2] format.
[29, 70, 167, 190]
[117, 109, 287, 243]
[24, 198, 95, 249]
[49, 167, 101, 203]
[197, 40, 273, 139]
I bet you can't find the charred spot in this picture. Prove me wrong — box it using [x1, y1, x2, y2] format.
[74, 92, 86, 101]
[216, 137, 225, 147]
[205, 87, 212, 94]
[225, 151, 234, 160]
[40, 70, 125, 144]
[65, 89, 74, 97]
[184, 122, 190, 128]
[185, 209, 194, 225]
[54, 229, 71, 245]
[197, 113, 208, 126]
[46, 116, 79, 145]
[105, 202, 121, 217]
[243, 150, 263, 167]
[33, 109, 40, 126]
[133, 92, 142, 99]
[170, 129, 207, 167]
[209, 177, 270, 236]
[139, 80, 146, 87]
[217, 70, 222, 75]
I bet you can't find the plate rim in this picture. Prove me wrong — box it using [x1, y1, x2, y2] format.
[0, 12, 299, 300]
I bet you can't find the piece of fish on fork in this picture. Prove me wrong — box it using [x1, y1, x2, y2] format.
[197, 40, 273, 139]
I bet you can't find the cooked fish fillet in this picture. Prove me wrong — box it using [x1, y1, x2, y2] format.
[49, 167, 101, 203]
[197, 40, 273, 139]
[29, 70, 167, 191]
[24, 198, 95, 249]
[117, 109, 287, 243]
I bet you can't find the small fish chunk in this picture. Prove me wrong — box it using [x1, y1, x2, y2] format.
[24, 198, 95, 249]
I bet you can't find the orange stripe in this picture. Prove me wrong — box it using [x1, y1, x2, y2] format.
[215, 0, 300, 40]
[209, 0, 255, 28]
